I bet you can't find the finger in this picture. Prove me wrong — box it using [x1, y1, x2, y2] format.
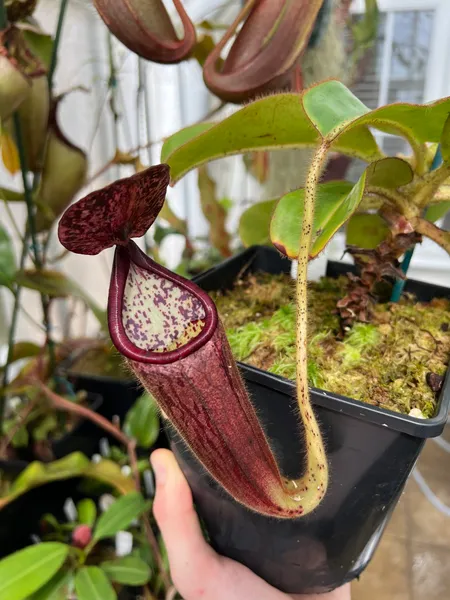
[150, 449, 220, 598]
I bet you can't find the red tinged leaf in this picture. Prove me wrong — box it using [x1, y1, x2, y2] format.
[108, 241, 325, 517]
[58, 164, 170, 255]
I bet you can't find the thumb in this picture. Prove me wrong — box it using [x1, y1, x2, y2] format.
[150, 449, 219, 596]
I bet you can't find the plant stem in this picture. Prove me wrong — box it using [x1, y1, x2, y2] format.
[14, 114, 57, 370]
[289, 141, 329, 503]
[0, 243, 28, 432]
[413, 217, 450, 254]
[136, 57, 151, 255]
[36, 380, 172, 591]
[390, 145, 443, 302]
[0, 0, 70, 430]
[0, 0, 7, 29]
[37, 381, 130, 445]
[48, 0, 69, 91]
[107, 33, 119, 150]
[0, 398, 37, 458]
[14, 116, 41, 266]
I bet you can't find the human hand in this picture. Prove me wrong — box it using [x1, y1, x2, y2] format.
[150, 449, 350, 600]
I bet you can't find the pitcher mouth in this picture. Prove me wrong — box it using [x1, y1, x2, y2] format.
[108, 240, 218, 365]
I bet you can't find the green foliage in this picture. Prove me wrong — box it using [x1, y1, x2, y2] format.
[439, 113, 450, 162]
[14, 269, 107, 328]
[92, 492, 150, 542]
[0, 186, 24, 202]
[350, 0, 379, 48]
[101, 555, 151, 586]
[271, 158, 412, 259]
[124, 392, 160, 449]
[270, 181, 353, 258]
[74, 566, 116, 600]
[163, 79, 450, 185]
[0, 223, 16, 286]
[302, 80, 370, 138]
[239, 199, 276, 247]
[161, 122, 214, 163]
[161, 79, 450, 258]
[32, 414, 58, 442]
[0, 452, 135, 509]
[162, 86, 383, 183]
[77, 498, 97, 527]
[29, 569, 72, 600]
[22, 29, 54, 68]
[0, 543, 69, 600]
[425, 201, 450, 223]
[346, 213, 389, 249]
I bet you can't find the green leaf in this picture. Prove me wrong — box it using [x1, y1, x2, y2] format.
[8, 341, 41, 362]
[124, 392, 160, 449]
[30, 569, 73, 600]
[0, 224, 15, 286]
[0, 452, 135, 510]
[14, 269, 107, 329]
[93, 492, 150, 542]
[32, 414, 58, 442]
[343, 97, 450, 145]
[11, 424, 29, 448]
[270, 181, 353, 259]
[270, 157, 408, 259]
[346, 213, 389, 249]
[22, 30, 54, 68]
[153, 224, 180, 245]
[440, 114, 450, 162]
[163, 91, 382, 183]
[161, 123, 214, 163]
[302, 80, 370, 138]
[198, 166, 231, 256]
[364, 156, 413, 188]
[101, 555, 151, 586]
[425, 201, 450, 223]
[74, 567, 116, 600]
[0, 543, 69, 600]
[0, 186, 24, 202]
[239, 200, 277, 247]
[40, 513, 61, 531]
[163, 81, 450, 185]
[77, 498, 97, 527]
[351, 0, 379, 46]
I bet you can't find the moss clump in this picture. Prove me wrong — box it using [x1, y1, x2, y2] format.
[211, 273, 450, 417]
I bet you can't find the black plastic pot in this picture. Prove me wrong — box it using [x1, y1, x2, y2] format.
[170, 245, 450, 594]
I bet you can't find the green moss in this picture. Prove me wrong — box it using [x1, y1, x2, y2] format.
[211, 273, 450, 417]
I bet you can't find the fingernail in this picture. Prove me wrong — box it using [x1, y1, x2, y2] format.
[151, 455, 167, 486]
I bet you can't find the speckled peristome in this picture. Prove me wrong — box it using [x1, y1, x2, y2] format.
[122, 261, 206, 352]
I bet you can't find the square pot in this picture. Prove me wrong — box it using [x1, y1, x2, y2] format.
[170, 245, 450, 594]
